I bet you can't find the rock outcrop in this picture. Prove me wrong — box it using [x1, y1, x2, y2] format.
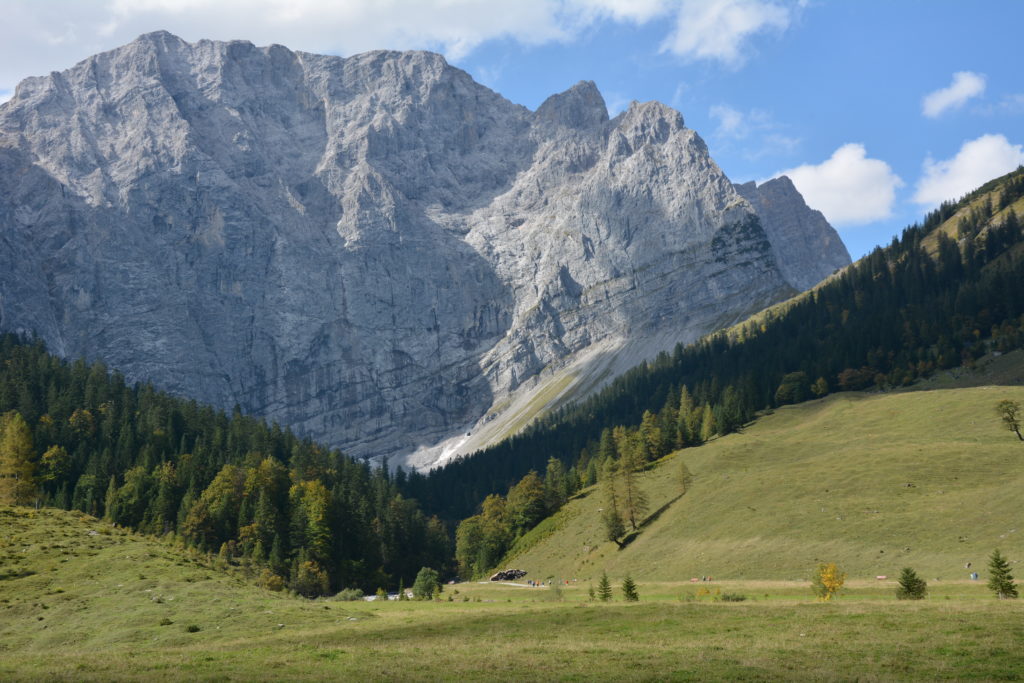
[0, 32, 848, 468]
[734, 177, 850, 291]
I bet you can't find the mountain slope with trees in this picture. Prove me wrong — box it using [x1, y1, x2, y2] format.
[489, 373, 1024, 581]
[409, 166, 1024, 532]
[0, 338, 448, 594]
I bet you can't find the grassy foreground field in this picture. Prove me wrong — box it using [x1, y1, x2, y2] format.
[2, 506, 1024, 680]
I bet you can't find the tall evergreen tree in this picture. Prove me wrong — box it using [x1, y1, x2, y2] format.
[621, 574, 639, 602]
[895, 567, 927, 600]
[597, 571, 612, 602]
[988, 549, 1018, 599]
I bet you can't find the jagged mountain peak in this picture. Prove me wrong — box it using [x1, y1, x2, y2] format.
[535, 80, 608, 130]
[0, 33, 849, 469]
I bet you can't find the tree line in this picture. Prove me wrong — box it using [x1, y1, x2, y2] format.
[0, 336, 448, 595]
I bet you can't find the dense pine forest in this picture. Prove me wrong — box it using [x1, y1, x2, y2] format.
[0, 340, 449, 594]
[405, 167, 1024, 537]
[2, 168, 1024, 586]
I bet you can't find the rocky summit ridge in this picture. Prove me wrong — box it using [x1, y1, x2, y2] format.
[0, 32, 849, 468]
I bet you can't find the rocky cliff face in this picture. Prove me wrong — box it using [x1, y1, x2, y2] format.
[734, 177, 850, 291]
[0, 32, 848, 467]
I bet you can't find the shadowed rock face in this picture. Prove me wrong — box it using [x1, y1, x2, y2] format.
[0, 32, 846, 466]
[734, 177, 851, 291]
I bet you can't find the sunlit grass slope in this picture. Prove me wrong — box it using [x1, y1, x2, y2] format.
[2, 495, 1023, 679]
[3, 505, 1024, 681]
[503, 371, 1024, 583]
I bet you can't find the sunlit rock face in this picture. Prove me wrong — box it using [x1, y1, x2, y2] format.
[0, 32, 847, 467]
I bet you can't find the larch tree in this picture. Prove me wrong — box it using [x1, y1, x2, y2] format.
[614, 428, 648, 531]
[811, 562, 846, 601]
[699, 403, 716, 443]
[0, 411, 37, 506]
[600, 458, 625, 547]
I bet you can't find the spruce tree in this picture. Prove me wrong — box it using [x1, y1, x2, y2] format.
[621, 574, 639, 602]
[597, 571, 612, 602]
[988, 549, 1018, 599]
[895, 567, 927, 600]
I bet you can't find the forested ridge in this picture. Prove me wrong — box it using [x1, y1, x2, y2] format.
[0, 341, 448, 594]
[2, 168, 1024, 587]
[404, 167, 1024, 528]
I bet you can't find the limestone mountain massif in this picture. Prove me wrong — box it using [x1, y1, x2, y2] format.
[0, 32, 849, 468]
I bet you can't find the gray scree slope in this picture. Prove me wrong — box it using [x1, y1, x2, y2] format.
[0, 33, 849, 468]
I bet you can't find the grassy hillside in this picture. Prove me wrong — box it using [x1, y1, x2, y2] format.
[501, 359, 1024, 582]
[3, 505, 1024, 680]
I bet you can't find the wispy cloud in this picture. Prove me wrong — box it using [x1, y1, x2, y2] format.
[661, 0, 793, 68]
[922, 71, 986, 118]
[913, 133, 1024, 206]
[973, 93, 1024, 116]
[708, 103, 800, 159]
[778, 144, 903, 226]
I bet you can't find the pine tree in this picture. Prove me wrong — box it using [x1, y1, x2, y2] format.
[987, 549, 1018, 599]
[597, 571, 612, 602]
[895, 567, 927, 600]
[621, 574, 639, 601]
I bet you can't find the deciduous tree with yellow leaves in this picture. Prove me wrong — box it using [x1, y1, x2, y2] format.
[811, 562, 846, 601]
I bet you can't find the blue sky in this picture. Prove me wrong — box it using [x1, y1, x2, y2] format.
[1, 0, 1021, 257]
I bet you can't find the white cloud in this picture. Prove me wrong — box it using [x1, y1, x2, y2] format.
[0, 0, 803, 94]
[778, 144, 903, 226]
[661, 0, 792, 67]
[0, 91, 11, 105]
[913, 134, 1024, 206]
[922, 71, 986, 118]
[0, 0, 565, 91]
